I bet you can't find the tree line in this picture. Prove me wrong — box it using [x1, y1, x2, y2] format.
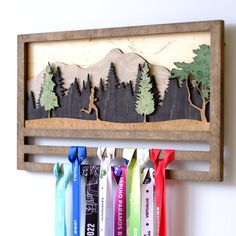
[27, 44, 209, 123]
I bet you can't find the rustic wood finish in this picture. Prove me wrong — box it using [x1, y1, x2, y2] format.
[17, 20, 224, 181]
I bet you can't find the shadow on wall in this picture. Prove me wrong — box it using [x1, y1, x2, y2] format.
[165, 25, 236, 236]
[223, 25, 236, 186]
[166, 180, 187, 236]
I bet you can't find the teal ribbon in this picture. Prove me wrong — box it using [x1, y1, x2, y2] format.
[54, 163, 72, 236]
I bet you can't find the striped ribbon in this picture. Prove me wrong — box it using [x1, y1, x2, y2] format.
[98, 147, 115, 236]
[141, 168, 154, 236]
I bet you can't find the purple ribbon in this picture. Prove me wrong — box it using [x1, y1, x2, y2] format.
[112, 166, 127, 236]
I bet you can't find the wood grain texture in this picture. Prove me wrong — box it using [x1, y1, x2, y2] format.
[23, 127, 210, 141]
[25, 118, 210, 132]
[17, 36, 27, 170]
[17, 20, 224, 181]
[208, 20, 224, 181]
[24, 145, 210, 161]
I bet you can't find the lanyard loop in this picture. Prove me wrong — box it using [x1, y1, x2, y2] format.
[97, 147, 115, 236]
[54, 163, 72, 236]
[68, 146, 86, 236]
[150, 149, 174, 236]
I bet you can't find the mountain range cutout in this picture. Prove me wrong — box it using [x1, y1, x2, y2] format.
[28, 48, 170, 102]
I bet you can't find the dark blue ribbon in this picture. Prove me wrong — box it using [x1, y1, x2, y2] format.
[68, 146, 86, 236]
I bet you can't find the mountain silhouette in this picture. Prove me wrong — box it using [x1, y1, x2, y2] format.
[27, 48, 170, 102]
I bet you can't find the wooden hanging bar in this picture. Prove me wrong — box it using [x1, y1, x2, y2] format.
[20, 145, 212, 181]
[18, 144, 214, 181]
[23, 145, 210, 161]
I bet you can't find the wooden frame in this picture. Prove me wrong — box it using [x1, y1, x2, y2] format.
[17, 20, 224, 181]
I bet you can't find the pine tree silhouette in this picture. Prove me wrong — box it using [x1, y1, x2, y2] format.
[53, 67, 65, 104]
[105, 62, 119, 90]
[103, 63, 119, 121]
[65, 78, 81, 118]
[148, 75, 162, 122]
[27, 91, 36, 119]
[52, 66, 67, 117]
[135, 62, 155, 123]
[134, 64, 142, 97]
[153, 78, 202, 121]
[96, 78, 105, 120]
[27, 91, 47, 119]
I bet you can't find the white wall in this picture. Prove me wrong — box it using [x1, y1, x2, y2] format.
[0, 0, 235, 235]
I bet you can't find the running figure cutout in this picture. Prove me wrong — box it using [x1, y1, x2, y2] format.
[81, 87, 100, 120]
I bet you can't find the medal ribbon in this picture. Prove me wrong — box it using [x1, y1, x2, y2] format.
[68, 146, 86, 236]
[150, 149, 174, 236]
[141, 168, 154, 236]
[112, 166, 127, 236]
[123, 148, 136, 236]
[97, 147, 115, 236]
[54, 163, 72, 236]
[125, 148, 149, 236]
[81, 165, 100, 236]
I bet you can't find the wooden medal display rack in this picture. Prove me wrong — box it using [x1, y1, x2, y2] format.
[17, 20, 224, 181]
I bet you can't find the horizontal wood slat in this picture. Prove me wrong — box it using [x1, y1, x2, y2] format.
[18, 20, 220, 43]
[24, 128, 211, 142]
[24, 145, 210, 161]
[166, 170, 211, 181]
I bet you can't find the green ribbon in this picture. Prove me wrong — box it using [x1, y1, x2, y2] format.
[124, 149, 149, 236]
[130, 158, 141, 236]
[54, 163, 72, 236]
[123, 148, 136, 236]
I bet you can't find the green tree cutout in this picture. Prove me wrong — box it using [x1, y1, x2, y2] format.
[39, 63, 58, 118]
[135, 62, 155, 123]
[170, 44, 210, 122]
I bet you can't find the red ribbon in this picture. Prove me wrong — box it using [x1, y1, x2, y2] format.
[150, 149, 174, 236]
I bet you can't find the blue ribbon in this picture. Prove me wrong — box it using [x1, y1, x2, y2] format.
[54, 163, 72, 236]
[68, 146, 86, 236]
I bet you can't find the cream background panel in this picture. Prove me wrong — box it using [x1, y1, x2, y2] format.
[28, 32, 210, 80]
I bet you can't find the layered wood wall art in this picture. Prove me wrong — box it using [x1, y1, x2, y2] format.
[17, 20, 224, 181]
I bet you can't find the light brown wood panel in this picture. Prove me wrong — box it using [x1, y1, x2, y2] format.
[24, 145, 210, 161]
[17, 20, 224, 181]
[23, 128, 211, 141]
